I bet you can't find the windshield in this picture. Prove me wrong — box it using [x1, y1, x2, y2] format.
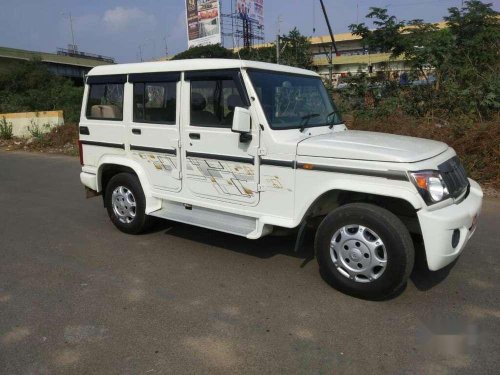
[247, 70, 342, 130]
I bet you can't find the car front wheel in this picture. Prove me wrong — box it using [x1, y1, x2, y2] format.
[315, 203, 414, 300]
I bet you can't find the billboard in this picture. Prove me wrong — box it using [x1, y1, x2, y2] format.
[236, 0, 264, 28]
[185, 0, 222, 48]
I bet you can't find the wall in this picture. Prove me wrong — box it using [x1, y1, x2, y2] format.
[0, 111, 64, 138]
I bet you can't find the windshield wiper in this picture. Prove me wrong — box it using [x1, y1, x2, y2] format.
[327, 110, 342, 129]
[299, 113, 320, 132]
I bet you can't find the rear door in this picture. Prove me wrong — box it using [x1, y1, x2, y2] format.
[127, 72, 182, 192]
[181, 70, 260, 206]
[79, 75, 127, 167]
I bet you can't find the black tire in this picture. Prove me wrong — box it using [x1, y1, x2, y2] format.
[105, 173, 153, 234]
[315, 203, 414, 300]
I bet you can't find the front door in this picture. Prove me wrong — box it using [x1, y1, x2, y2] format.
[127, 72, 182, 192]
[181, 70, 259, 206]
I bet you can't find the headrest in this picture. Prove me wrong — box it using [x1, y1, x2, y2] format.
[191, 92, 207, 111]
[91, 105, 122, 119]
[226, 94, 243, 110]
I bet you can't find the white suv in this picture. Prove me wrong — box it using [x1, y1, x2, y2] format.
[79, 59, 483, 299]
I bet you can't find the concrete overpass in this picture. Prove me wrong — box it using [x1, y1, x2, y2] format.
[0, 46, 114, 85]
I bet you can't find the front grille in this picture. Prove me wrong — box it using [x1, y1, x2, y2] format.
[438, 156, 469, 197]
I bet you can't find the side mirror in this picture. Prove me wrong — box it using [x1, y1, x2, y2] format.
[232, 107, 251, 133]
[232, 107, 252, 143]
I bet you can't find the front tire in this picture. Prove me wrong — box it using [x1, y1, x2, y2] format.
[315, 203, 414, 300]
[105, 173, 153, 234]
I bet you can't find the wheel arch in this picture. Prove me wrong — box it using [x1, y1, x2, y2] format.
[96, 155, 161, 213]
[298, 187, 423, 235]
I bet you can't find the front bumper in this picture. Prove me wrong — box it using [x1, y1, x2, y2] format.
[418, 179, 483, 271]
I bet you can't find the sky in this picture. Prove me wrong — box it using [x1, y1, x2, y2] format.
[0, 0, 496, 63]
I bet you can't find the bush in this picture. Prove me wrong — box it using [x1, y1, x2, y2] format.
[0, 116, 13, 140]
[0, 60, 83, 123]
[27, 120, 51, 140]
[348, 1, 499, 122]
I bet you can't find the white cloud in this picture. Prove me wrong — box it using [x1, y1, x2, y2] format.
[103, 7, 156, 32]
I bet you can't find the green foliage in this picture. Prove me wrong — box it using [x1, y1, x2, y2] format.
[238, 46, 276, 63]
[172, 28, 312, 70]
[349, 8, 406, 54]
[347, 0, 499, 121]
[0, 60, 83, 123]
[0, 116, 13, 140]
[27, 120, 51, 140]
[279, 27, 314, 69]
[172, 44, 235, 60]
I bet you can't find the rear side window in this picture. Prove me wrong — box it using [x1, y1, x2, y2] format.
[133, 82, 177, 124]
[86, 83, 124, 120]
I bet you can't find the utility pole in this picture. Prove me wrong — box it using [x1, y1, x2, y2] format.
[276, 15, 282, 64]
[61, 12, 76, 52]
[138, 45, 144, 62]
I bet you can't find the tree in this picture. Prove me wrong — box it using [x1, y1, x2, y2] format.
[279, 27, 313, 70]
[349, 8, 406, 54]
[238, 45, 276, 63]
[348, 0, 499, 119]
[172, 44, 235, 60]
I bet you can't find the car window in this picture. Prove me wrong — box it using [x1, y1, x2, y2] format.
[190, 79, 244, 127]
[134, 82, 177, 124]
[248, 70, 342, 130]
[86, 83, 124, 120]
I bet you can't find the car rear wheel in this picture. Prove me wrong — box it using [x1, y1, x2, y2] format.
[315, 203, 414, 300]
[105, 173, 153, 234]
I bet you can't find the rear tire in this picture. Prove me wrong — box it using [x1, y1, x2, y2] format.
[315, 203, 414, 300]
[105, 173, 153, 234]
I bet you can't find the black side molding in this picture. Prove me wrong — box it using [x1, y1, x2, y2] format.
[130, 145, 176, 155]
[80, 140, 125, 150]
[186, 151, 254, 164]
[260, 159, 296, 168]
[296, 163, 409, 181]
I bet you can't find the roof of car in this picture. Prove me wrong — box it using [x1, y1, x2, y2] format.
[87, 58, 319, 77]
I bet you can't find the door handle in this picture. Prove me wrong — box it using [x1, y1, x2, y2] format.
[132, 128, 141, 135]
[79, 126, 90, 135]
[189, 133, 200, 140]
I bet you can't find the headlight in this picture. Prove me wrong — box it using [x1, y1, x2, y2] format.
[410, 170, 449, 204]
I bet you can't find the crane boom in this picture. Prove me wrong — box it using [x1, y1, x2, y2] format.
[319, 0, 339, 56]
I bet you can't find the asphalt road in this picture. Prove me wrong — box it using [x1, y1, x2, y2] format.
[1, 151, 499, 375]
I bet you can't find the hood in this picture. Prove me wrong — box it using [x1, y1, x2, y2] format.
[297, 130, 448, 163]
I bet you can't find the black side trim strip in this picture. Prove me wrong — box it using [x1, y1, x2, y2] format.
[129, 72, 180, 83]
[261, 158, 296, 168]
[185, 69, 240, 80]
[86, 75, 127, 84]
[80, 140, 125, 150]
[130, 145, 176, 155]
[297, 163, 409, 181]
[186, 151, 254, 164]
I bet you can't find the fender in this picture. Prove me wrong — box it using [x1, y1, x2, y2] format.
[293, 171, 423, 227]
[96, 154, 162, 214]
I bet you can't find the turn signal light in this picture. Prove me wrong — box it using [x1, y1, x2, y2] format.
[413, 175, 428, 189]
[302, 163, 314, 170]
